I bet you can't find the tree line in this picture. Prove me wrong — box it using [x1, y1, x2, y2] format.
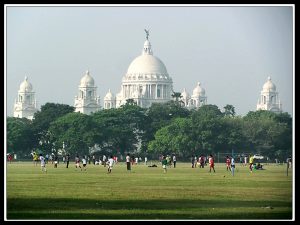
[7, 101, 292, 161]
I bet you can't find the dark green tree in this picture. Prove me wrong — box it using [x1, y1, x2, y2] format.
[6, 117, 35, 158]
[223, 104, 236, 117]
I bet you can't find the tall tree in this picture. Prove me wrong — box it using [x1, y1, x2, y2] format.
[31, 103, 75, 152]
[6, 117, 35, 157]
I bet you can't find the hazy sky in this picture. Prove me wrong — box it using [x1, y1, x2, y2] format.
[5, 5, 294, 117]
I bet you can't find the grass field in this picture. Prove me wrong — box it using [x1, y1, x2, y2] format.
[6, 161, 293, 220]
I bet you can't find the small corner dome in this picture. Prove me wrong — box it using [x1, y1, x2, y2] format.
[19, 76, 33, 92]
[104, 89, 115, 99]
[80, 70, 95, 87]
[263, 76, 276, 91]
[192, 82, 205, 96]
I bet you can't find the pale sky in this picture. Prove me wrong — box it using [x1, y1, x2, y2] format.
[5, 5, 294, 117]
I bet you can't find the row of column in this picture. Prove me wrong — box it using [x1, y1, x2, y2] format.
[122, 84, 170, 99]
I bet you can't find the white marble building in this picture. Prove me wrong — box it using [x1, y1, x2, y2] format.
[74, 70, 101, 114]
[14, 76, 38, 120]
[256, 76, 282, 113]
[104, 33, 173, 109]
[181, 82, 207, 109]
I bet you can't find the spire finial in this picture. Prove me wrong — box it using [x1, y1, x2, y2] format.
[86, 70, 90, 75]
[25, 76, 28, 81]
[198, 82, 201, 86]
[267, 76, 271, 80]
[144, 29, 149, 40]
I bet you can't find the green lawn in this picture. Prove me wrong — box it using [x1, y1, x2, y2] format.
[6, 161, 293, 220]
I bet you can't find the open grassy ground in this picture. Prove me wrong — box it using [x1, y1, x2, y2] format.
[6, 161, 293, 220]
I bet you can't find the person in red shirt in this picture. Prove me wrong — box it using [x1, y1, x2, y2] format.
[209, 154, 215, 173]
[226, 156, 231, 171]
[7, 154, 13, 164]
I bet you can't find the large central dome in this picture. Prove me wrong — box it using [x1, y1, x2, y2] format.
[126, 40, 169, 76]
[127, 54, 168, 75]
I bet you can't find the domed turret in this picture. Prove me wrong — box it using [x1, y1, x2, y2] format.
[75, 70, 100, 114]
[257, 76, 282, 113]
[19, 76, 33, 92]
[80, 70, 95, 87]
[192, 82, 205, 96]
[104, 89, 115, 100]
[14, 76, 37, 120]
[262, 76, 276, 92]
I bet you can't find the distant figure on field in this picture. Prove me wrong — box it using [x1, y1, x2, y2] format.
[126, 153, 131, 171]
[66, 153, 70, 168]
[54, 155, 58, 168]
[162, 156, 168, 173]
[39, 154, 47, 173]
[173, 155, 177, 168]
[226, 156, 231, 171]
[102, 155, 107, 167]
[231, 156, 235, 176]
[244, 155, 247, 166]
[209, 154, 215, 173]
[249, 155, 254, 173]
[75, 155, 82, 170]
[82, 156, 87, 171]
[107, 155, 114, 173]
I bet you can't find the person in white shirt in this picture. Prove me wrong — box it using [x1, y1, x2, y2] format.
[107, 155, 114, 173]
[39, 154, 47, 173]
[126, 154, 131, 171]
[82, 157, 87, 171]
[102, 155, 107, 167]
[173, 155, 177, 168]
[145, 156, 148, 165]
[231, 156, 235, 176]
[244, 156, 247, 166]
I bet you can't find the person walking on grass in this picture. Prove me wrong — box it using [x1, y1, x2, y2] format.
[231, 156, 235, 176]
[107, 155, 114, 173]
[54, 155, 58, 168]
[126, 153, 131, 172]
[39, 154, 47, 173]
[173, 154, 177, 168]
[82, 156, 87, 171]
[102, 155, 107, 167]
[209, 154, 215, 173]
[162, 156, 168, 173]
[66, 153, 70, 168]
[249, 154, 254, 173]
[226, 156, 231, 171]
[75, 155, 82, 170]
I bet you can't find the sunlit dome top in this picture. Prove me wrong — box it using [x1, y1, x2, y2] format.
[262, 76, 276, 92]
[192, 82, 205, 96]
[126, 39, 169, 76]
[104, 89, 115, 99]
[19, 76, 33, 92]
[80, 70, 95, 87]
